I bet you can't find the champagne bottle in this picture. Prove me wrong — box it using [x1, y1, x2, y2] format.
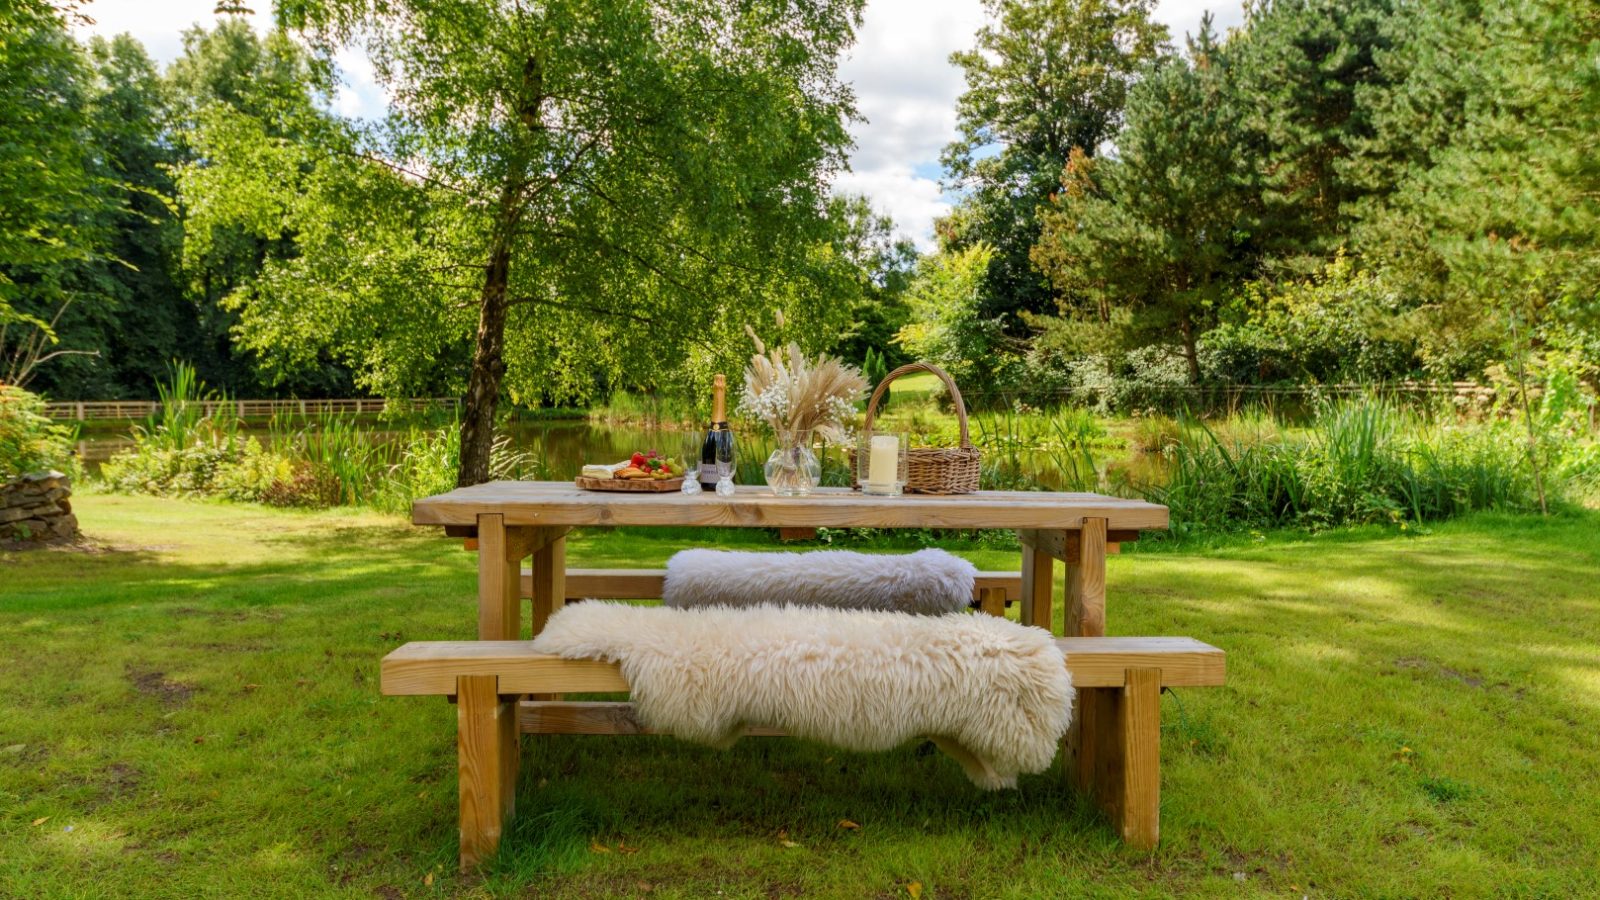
[699, 374, 735, 491]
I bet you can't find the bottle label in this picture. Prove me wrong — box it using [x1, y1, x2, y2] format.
[700, 461, 728, 483]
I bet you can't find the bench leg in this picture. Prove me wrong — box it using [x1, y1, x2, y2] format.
[1074, 667, 1161, 850]
[457, 675, 519, 871]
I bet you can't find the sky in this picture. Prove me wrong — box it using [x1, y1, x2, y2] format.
[75, 0, 1244, 250]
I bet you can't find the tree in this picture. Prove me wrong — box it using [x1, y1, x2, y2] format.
[1031, 21, 1256, 383]
[167, 18, 355, 397]
[213, 0, 867, 486]
[825, 195, 918, 369]
[0, 0, 105, 388]
[940, 0, 1168, 328]
[1229, 0, 1395, 265]
[895, 243, 1023, 396]
[1353, 0, 1600, 375]
[25, 34, 192, 400]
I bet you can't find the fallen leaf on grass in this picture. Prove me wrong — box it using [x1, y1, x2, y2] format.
[617, 841, 640, 855]
[906, 882, 923, 899]
[423, 872, 433, 886]
[31, 817, 48, 827]
[590, 841, 612, 854]
[837, 819, 860, 830]
[779, 840, 801, 849]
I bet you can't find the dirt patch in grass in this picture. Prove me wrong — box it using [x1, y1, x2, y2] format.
[125, 666, 196, 708]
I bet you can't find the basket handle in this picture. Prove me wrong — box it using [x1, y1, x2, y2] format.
[862, 361, 973, 449]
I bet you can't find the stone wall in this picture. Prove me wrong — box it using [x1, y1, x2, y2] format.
[1, 471, 79, 541]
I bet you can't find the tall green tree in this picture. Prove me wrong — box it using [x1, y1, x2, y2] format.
[203, 0, 866, 485]
[1353, 0, 1600, 374]
[1230, 0, 1394, 264]
[1031, 22, 1257, 382]
[825, 194, 918, 369]
[28, 34, 191, 400]
[896, 242, 1024, 395]
[167, 18, 354, 397]
[0, 0, 105, 388]
[941, 0, 1167, 328]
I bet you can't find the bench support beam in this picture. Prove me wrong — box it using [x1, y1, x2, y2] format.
[456, 675, 518, 872]
[1073, 666, 1162, 850]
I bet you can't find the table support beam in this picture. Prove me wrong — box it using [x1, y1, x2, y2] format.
[1019, 543, 1055, 632]
[476, 515, 523, 641]
[1065, 518, 1108, 638]
[529, 533, 567, 637]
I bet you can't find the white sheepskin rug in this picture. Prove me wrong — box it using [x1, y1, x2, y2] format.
[662, 548, 976, 615]
[529, 602, 1072, 789]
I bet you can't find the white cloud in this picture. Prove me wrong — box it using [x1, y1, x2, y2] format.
[72, 0, 270, 63]
[835, 0, 1250, 250]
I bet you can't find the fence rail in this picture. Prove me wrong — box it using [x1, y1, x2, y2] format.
[44, 397, 461, 422]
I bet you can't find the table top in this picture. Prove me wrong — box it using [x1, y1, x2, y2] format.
[413, 481, 1168, 531]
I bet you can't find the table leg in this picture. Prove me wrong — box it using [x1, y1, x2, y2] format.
[1020, 543, 1056, 632]
[529, 533, 567, 637]
[1065, 517, 1107, 638]
[476, 514, 523, 640]
[1061, 517, 1108, 788]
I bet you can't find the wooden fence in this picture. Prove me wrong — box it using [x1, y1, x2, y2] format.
[44, 397, 461, 422]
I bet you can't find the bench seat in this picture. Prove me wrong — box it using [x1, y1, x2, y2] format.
[381, 634, 1224, 870]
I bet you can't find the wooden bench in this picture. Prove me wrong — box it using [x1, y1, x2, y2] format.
[382, 635, 1225, 870]
[518, 559, 1118, 624]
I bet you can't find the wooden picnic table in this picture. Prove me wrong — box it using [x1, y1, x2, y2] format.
[404, 481, 1194, 865]
[413, 480, 1169, 642]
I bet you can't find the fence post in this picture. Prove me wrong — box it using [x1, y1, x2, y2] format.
[77, 402, 85, 421]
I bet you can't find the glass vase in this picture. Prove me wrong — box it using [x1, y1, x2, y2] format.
[763, 430, 821, 497]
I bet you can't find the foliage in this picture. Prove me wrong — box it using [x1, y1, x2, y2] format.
[896, 244, 1025, 397]
[941, 0, 1169, 330]
[1031, 23, 1256, 383]
[826, 195, 919, 370]
[99, 362, 543, 509]
[1145, 399, 1553, 534]
[1228, 0, 1396, 263]
[0, 0, 107, 388]
[0, 385, 75, 480]
[1352, 0, 1600, 373]
[185, 0, 868, 486]
[1204, 256, 1422, 384]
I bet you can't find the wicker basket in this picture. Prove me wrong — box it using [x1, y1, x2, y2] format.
[851, 362, 981, 494]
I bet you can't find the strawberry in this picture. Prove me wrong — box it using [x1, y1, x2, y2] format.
[630, 452, 646, 468]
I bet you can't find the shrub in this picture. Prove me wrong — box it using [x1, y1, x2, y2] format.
[0, 385, 75, 479]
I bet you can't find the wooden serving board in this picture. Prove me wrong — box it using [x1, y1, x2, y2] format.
[574, 475, 685, 492]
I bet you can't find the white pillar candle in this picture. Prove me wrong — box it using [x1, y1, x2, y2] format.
[867, 434, 899, 489]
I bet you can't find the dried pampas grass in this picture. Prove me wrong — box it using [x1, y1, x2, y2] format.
[740, 332, 866, 445]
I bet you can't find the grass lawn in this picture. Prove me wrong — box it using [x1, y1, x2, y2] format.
[3, 494, 1598, 898]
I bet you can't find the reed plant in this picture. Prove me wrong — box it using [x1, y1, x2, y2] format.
[1144, 398, 1549, 534]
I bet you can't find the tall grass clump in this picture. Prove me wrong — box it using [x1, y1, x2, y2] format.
[103, 366, 551, 510]
[975, 406, 1104, 492]
[1144, 397, 1549, 534]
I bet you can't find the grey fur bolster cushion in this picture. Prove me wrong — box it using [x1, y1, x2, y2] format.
[662, 547, 976, 615]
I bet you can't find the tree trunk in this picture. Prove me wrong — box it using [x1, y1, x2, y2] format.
[456, 184, 524, 488]
[1178, 312, 1201, 385]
